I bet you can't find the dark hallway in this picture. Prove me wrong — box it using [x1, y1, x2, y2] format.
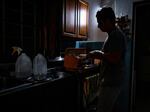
[133, 82, 150, 112]
[132, 1, 150, 112]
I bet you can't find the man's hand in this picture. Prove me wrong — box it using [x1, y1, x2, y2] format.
[87, 50, 122, 64]
[87, 50, 104, 59]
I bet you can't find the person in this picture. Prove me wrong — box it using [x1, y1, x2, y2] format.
[87, 7, 127, 112]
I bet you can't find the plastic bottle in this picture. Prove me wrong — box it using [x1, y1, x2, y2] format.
[33, 53, 47, 80]
[15, 53, 32, 78]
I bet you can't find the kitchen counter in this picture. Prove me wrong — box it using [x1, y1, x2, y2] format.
[0, 69, 71, 96]
[0, 69, 79, 112]
[0, 64, 101, 112]
[0, 64, 100, 95]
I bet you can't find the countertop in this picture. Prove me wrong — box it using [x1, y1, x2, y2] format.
[0, 64, 101, 96]
[0, 64, 101, 112]
[0, 68, 71, 96]
[0, 67, 79, 112]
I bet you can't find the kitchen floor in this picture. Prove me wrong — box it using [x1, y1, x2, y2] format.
[133, 82, 150, 112]
[86, 82, 150, 112]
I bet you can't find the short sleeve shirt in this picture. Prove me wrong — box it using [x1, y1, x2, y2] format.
[101, 27, 127, 86]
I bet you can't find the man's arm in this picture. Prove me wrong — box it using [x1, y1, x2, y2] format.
[87, 50, 104, 59]
[87, 50, 122, 64]
[103, 51, 121, 64]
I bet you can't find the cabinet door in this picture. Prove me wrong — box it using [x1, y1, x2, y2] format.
[77, 0, 88, 38]
[63, 0, 77, 37]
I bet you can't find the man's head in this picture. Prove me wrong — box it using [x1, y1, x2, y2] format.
[96, 7, 116, 32]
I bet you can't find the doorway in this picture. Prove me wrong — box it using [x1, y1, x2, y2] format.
[132, 1, 150, 112]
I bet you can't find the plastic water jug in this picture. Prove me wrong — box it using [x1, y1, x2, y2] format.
[33, 53, 47, 80]
[15, 53, 32, 78]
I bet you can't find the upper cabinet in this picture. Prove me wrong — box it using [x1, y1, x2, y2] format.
[0, 0, 38, 60]
[62, 0, 77, 37]
[77, 0, 89, 38]
[62, 0, 89, 39]
[0, 0, 89, 60]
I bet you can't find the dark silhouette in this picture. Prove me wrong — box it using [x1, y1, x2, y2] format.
[87, 7, 127, 112]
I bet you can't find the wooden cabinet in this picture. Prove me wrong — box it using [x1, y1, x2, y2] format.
[37, 0, 63, 58]
[63, 0, 89, 39]
[0, 0, 62, 59]
[0, 0, 89, 60]
[0, 0, 39, 60]
[78, 0, 89, 38]
[62, 0, 77, 37]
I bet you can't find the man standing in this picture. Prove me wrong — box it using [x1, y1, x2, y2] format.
[88, 7, 127, 112]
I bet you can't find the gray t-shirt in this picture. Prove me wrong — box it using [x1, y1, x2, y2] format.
[101, 27, 127, 86]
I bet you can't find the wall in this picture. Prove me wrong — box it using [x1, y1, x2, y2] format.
[85, 0, 132, 42]
[115, 1, 133, 112]
[85, 0, 135, 42]
[85, 0, 108, 42]
[115, 0, 133, 18]
[133, 0, 145, 1]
